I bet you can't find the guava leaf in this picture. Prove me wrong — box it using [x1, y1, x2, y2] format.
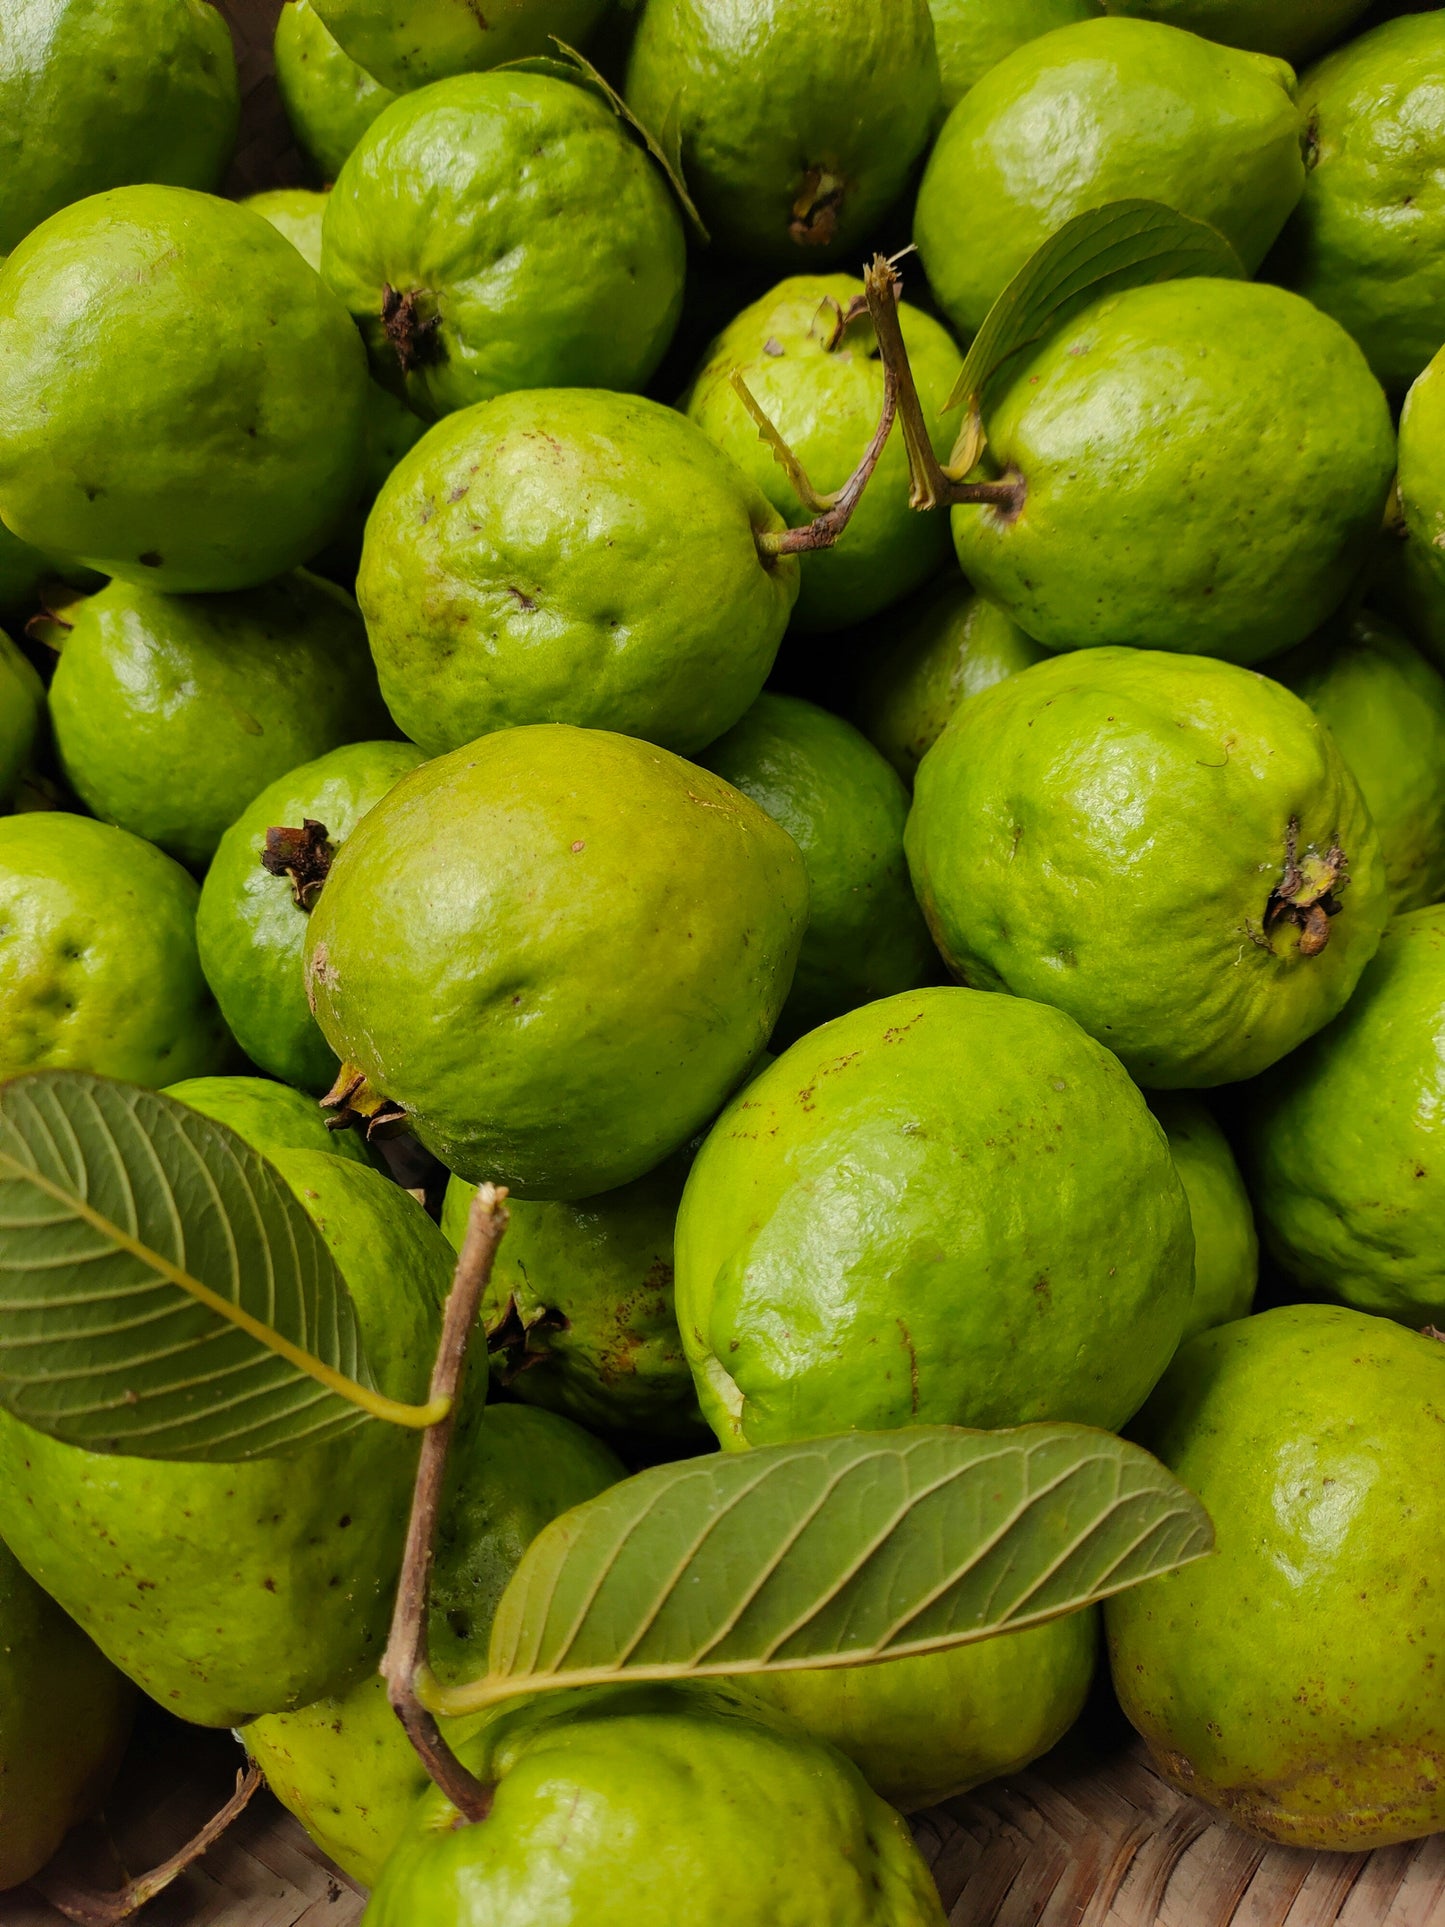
[0, 1071, 435, 1461]
[941, 200, 1244, 471]
[497, 40, 708, 241]
[429, 1424, 1211, 1715]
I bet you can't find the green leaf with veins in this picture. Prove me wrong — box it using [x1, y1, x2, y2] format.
[0, 1070, 443, 1461]
[426, 1422, 1212, 1715]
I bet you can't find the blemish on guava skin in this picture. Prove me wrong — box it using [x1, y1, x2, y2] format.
[138, 550, 163, 568]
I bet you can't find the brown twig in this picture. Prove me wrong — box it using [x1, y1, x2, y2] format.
[32, 1765, 262, 1925]
[381, 1184, 511, 1822]
[861, 252, 1024, 517]
[752, 335, 900, 560]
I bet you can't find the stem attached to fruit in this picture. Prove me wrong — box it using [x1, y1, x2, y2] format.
[862, 253, 1025, 517]
[750, 336, 900, 559]
[32, 1765, 262, 1926]
[382, 1184, 511, 1824]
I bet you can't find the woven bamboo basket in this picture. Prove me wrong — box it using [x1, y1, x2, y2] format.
[7, 4, 1444, 1922]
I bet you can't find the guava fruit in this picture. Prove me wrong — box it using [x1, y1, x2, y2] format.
[624, 0, 939, 264]
[1395, 344, 1445, 611]
[364, 1683, 948, 1927]
[0, 813, 231, 1086]
[746, 1608, 1097, 1811]
[443, 1163, 704, 1438]
[850, 576, 1048, 785]
[0, 1536, 135, 1890]
[321, 74, 686, 418]
[1107, 1305, 1445, 1849]
[358, 390, 796, 755]
[1149, 1096, 1256, 1338]
[906, 648, 1389, 1087]
[243, 186, 330, 270]
[0, 1151, 450, 1727]
[244, 1403, 624, 1884]
[931, 0, 1103, 111]
[275, 0, 397, 183]
[1102, 0, 1372, 65]
[0, 186, 370, 594]
[1270, 15, 1445, 396]
[916, 19, 1305, 340]
[1243, 904, 1445, 1326]
[949, 279, 1394, 664]
[310, 0, 610, 92]
[304, 726, 809, 1196]
[197, 739, 424, 1094]
[1371, 528, 1445, 674]
[46, 574, 391, 872]
[0, 628, 44, 806]
[162, 1074, 368, 1167]
[1276, 611, 1445, 914]
[681, 275, 960, 634]
[0, 523, 83, 622]
[699, 694, 937, 1040]
[0, 0, 239, 255]
[675, 986, 1192, 1448]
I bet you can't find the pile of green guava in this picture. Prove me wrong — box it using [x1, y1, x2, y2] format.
[2, 1, 1444, 1920]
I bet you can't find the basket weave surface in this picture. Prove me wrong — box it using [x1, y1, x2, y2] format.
[7, 3, 1442, 1922]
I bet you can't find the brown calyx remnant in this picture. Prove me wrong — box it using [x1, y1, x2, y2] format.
[484, 1294, 571, 1384]
[261, 819, 335, 910]
[790, 167, 848, 248]
[381, 283, 444, 375]
[1264, 817, 1349, 958]
[321, 1060, 410, 1141]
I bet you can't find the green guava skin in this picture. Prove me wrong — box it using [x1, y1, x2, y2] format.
[0, 813, 231, 1087]
[1278, 611, 1445, 914]
[1106, 1306, 1445, 1849]
[950, 279, 1395, 664]
[243, 186, 329, 270]
[931, 0, 1103, 111]
[1102, 0, 1372, 65]
[1370, 529, 1445, 674]
[1243, 904, 1445, 1326]
[162, 1075, 368, 1167]
[358, 390, 797, 756]
[747, 1609, 1098, 1812]
[0, 186, 370, 594]
[700, 694, 938, 1042]
[906, 649, 1389, 1089]
[682, 276, 960, 635]
[955, 277, 1394, 670]
[311, 0, 610, 92]
[0, 1536, 135, 1891]
[675, 987, 1193, 1449]
[305, 727, 809, 1198]
[274, 1, 396, 183]
[0, 628, 44, 806]
[0, 0, 239, 256]
[321, 73, 686, 418]
[1270, 15, 1445, 396]
[244, 1403, 624, 1886]
[364, 1683, 948, 1927]
[625, 0, 940, 265]
[851, 578, 1049, 786]
[916, 19, 1304, 341]
[47, 574, 391, 872]
[197, 740, 425, 1095]
[1395, 346, 1445, 609]
[443, 1164, 705, 1438]
[240, 185, 430, 575]
[0, 1152, 449, 1729]
[1148, 1096, 1256, 1339]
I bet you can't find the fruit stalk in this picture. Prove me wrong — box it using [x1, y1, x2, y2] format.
[382, 1183, 511, 1821]
[31, 1764, 262, 1926]
[862, 254, 1022, 515]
